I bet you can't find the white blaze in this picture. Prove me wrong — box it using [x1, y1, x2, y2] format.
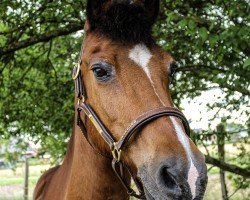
[129, 43, 199, 199]
[188, 161, 199, 198]
[129, 43, 152, 70]
[170, 117, 199, 198]
[129, 43, 164, 104]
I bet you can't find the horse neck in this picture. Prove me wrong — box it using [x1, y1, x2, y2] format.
[62, 120, 130, 200]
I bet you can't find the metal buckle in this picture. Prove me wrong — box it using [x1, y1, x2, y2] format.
[112, 143, 122, 161]
[72, 62, 81, 80]
[77, 95, 85, 106]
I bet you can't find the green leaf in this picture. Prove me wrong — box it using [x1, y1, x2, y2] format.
[243, 58, 250, 69]
[167, 12, 178, 22]
[209, 35, 219, 47]
[199, 27, 208, 42]
[178, 19, 188, 28]
[188, 20, 196, 30]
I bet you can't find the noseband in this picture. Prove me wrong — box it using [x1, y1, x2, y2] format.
[72, 47, 191, 199]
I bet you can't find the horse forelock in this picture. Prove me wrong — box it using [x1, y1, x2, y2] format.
[87, 3, 155, 45]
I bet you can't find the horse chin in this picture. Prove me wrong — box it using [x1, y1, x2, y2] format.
[143, 187, 156, 200]
[141, 181, 172, 200]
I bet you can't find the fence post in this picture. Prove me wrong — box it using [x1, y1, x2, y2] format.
[24, 155, 29, 200]
[217, 123, 228, 200]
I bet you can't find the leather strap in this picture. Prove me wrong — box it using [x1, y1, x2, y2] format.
[77, 103, 145, 198]
[78, 102, 190, 152]
[77, 109, 112, 159]
[112, 160, 146, 199]
[79, 103, 115, 148]
[73, 63, 85, 99]
[117, 107, 190, 150]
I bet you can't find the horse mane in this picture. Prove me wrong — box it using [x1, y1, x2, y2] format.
[87, 3, 155, 45]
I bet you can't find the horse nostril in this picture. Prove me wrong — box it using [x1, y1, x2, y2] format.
[157, 166, 184, 199]
[160, 167, 177, 190]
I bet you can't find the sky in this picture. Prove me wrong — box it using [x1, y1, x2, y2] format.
[181, 88, 249, 131]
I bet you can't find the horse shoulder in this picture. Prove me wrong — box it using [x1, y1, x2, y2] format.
[33, 165, 60, 200]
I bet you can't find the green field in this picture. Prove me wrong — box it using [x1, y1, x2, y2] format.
[0, 161, 249, 200]
[0, 164, 50, 200]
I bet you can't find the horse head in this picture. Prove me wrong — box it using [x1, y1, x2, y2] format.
[75, 0, 208, 199]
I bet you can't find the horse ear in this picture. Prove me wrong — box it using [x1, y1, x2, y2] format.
[144, 0, 160, 25]
[86, 0, 110, 29]
[86, 0, 160, 29]
[84, 20, 91, 32]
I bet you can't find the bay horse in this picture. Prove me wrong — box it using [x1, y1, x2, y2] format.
[34, 0, 207, 199]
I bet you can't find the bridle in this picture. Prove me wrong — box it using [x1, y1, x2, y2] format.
[72, 41, 191, 199]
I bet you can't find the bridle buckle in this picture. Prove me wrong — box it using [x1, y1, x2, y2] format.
[77, 95, 85, 106]
[111, 143, 122, 161]
[72, 62, 81, 80]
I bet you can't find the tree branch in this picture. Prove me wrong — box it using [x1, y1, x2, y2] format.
[178, 67, 250, 96]
[205, 155, 250, 178]
[0, 23, 83, 56]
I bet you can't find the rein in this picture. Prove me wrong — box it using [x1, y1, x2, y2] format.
[72, 45, 191, 199]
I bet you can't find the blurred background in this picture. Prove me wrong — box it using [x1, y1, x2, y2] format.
[0, 0, 249, 199]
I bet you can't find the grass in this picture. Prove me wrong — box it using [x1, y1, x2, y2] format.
[199, 142, 250, 160]
[0, 163, 51, 200]
[0, 155, 249, 200]
[0, 176, 38, 186]
[204, 174, 249, 200]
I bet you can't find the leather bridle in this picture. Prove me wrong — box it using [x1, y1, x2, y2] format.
[72, 42, 191, 199]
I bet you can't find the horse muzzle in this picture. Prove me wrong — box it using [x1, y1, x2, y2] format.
[138, 157, 208, 200]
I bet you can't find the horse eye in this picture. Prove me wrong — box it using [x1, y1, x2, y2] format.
[91, 62, 113, 82]
[93, 67, 108, 78]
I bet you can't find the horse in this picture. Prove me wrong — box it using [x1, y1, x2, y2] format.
[34, 0, 207, 199]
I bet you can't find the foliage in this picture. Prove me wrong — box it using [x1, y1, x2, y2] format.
[0, 0, 249, 193]
[0, 0, 86, 161]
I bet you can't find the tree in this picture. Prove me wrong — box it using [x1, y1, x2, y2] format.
[0, 0, 249, 193]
